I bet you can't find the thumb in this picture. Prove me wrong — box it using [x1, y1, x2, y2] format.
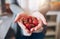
[39, 14, 47, 25]
[31, 11, 47, 25]
[14, 12, 25, 23]
[14, 13, 21, 23]
[18, 21, 26, 30]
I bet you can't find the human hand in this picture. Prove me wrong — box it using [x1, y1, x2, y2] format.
[30, 11, 47, 33]
[18, 21, 32, 36]
[14, 11, 47, 33]
[14, 12, 32, 36]
[14, 12, 27, 23]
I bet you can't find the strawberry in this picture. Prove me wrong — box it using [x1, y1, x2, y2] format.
[20, 15, 39, 30]
[32, 17, 38, 26]
[25, 23, 31, 30]
[30, 24, 35, 28]
[28, 16, 32, 23]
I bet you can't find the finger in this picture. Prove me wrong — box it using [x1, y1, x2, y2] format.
[14, 13, 28, 23]
[18, 21, 26, 29]
[39, 13, 47, 25]
[37, 27, 43, 32]
[14, 13, 21, 23]
[25, 28, 31, 33]
[34, 25, 41, 31]
[18, 21, 31, 33]
[30, 28, 34, 32]
[34, 25, 43, 32]
[34, 20, 43, 31]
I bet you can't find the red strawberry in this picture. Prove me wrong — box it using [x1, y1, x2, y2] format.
[29, 19, 32, 23]
[25, 23, 31, 30]
[28, 17, 32, 23]
[32, 17, 38, 26]
[30, 24, 35, 28]
[20, 15, 39, 30]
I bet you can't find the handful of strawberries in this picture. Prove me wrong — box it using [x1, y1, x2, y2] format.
[19, 15, 39, 30]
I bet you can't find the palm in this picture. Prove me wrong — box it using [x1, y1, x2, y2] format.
[14, 11, 47, 33]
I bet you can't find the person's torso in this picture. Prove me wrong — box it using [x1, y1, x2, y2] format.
[17, 0, 46, 12]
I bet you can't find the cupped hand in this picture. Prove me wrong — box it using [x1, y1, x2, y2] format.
[14, 12, 32, 35]
[30, 11, 47, 32]
[14, 11, 47, 33]
[14, 12, 28, 23]
[18, 21, 32, 35]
